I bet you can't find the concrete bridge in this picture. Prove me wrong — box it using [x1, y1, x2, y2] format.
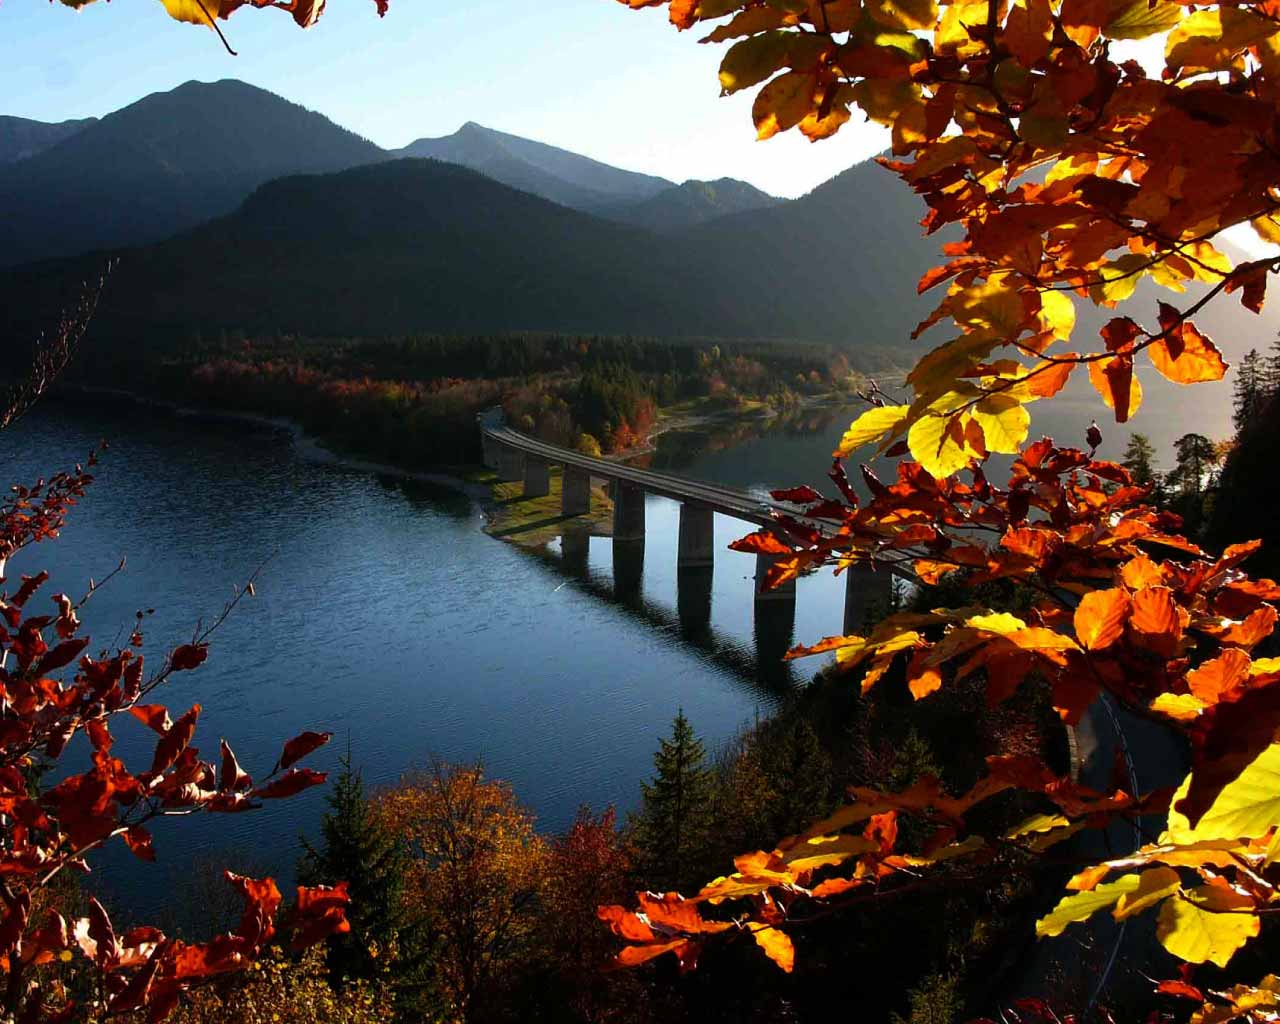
[479, 413, 889, 637]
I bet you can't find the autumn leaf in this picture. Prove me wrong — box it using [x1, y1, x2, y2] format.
[1074, 588, 1131, 650]
[751, 926, 795, 972]
[834, 405, 910, 456]
[1156, 886, 1260, 967]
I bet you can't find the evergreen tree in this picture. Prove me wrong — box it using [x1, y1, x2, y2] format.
[1170, 432, 1219, 539]
[757, 717, 833, 837]
[633, 710, 714, 892]
[1120, 433, 1158, 486]
[298, 751, 415, 986]
[1264, 331, 1280, 397]
[1233, 348, 1267, 436]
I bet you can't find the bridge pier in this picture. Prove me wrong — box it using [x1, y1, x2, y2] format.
[561, 467, 592, 516]
[481, 433, 499, 470]
[497, 445, 524, 483]
[754, 552, 797, 602]
[612, 483, 646, 542]
[677, 504, 715, 569]
[843, 564, 893, 635]
[523, 456, 550, 498]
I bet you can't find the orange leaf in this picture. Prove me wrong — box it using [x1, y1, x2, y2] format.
[1186, 648, 1251, 704]
[1074, 588, 1132, 650]
[906, 650, 943, 699]
[1121, 553, 1165, 590]
[751, 926, 795, 972]
[1087, 354, 1142, 422]
[1149, 306, 1228, 384]
[1129, 586, 1183, 652]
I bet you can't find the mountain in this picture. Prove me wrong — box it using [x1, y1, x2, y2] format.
[1, 157, 943, 353]
[392, 122, 673, 212]
[0, 79, 382, 269]
[605, 178, 782, 232]
[0, 115, 95, 165]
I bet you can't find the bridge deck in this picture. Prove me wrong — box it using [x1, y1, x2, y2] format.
[484, 426, 799, 528]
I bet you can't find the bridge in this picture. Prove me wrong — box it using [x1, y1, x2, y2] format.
[479, 411, 889, 637]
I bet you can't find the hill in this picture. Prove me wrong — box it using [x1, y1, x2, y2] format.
[0, 79, 382, 268]
[605, 178, 782, 232]
[1, 156, 938, 355]
[0, 115, 95, 165]
[392, 121, 673, 212]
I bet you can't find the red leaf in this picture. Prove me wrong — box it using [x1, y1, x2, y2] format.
[219, 740, 252, 793]
[34, 638, 89, 675]
[728, 531, 792, 556]
[121, 826, 156, 862]
[130, 704, 172, 735]
[170, 643, 208, 672]
[149, 704, 200, 777]
[252, 768, 327, 800]
[769, 486, 823, 504]
[277, 731, 332, 772]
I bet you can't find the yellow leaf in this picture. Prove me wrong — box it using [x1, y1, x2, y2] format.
[1150, 693, 1207, 722]
[1157, 886, 1260, 967]
[1166, 8, 1280, 75]
[751, 925, 796, 972]
[865, 0, 937, 31]
[834, 405, 911, 456]
[908, 407, 974, 478]
[753, 71, 818, 140]
[779, 833, 878, 872]
[1252, 213, 1280, 246]
[1036, 874, 1143, 937]
[161, 0, 222, 23]
[1037, 290, 1076, 341]
[719, 31, 794, 94]
[1164, 744, 1280, 843]
[1106, 0, 1182, 40]
[972, 394, 1030, 454]
[850, 79, 928, 153]
[965, 612, 1028, 635]
[1114, 867, 1181, 920]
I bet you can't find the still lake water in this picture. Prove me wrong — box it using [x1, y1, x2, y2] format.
[3, 398, 884, 921]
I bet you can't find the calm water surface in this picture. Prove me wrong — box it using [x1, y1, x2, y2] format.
[3, 399, 879, 920]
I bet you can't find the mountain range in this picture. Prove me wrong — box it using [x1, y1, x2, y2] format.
[0, 80, 779, 270]
[4, 77, 1278, 451]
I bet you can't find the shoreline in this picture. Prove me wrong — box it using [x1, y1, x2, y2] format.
[53, 384, 495, 506]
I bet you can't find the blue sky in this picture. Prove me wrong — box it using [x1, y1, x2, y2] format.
[0, 0, 890, 198]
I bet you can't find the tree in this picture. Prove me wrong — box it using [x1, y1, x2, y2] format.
[298, 750, 414, 986]
[1171, 432, 1217, 496]
[373, 762, 547, 1023]
[1120, 433, 1158, 487]
[599, 2, 1280, 1016]
[632, 711, 715, 892]
[1233, 349, 1268, 436]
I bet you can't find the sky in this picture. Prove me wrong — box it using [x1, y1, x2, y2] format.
[1, 1, 1270, 255]
[0, 0, 891, 199]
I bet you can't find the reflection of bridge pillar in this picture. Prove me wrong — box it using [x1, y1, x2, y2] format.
[844, 564, 893, 635]
[523, 456, 550, 498]
[677, 504, 715, 569]
[755, 597, 796, 682]
[676, 566, 713, 639]
[612, 537, 644, 604]
[560, 530, 590, 578]
[755, 553, 797, 602]
[562, 467, 591, 516]
[497, 446, 524, 483]
[612, 484, 646, 542]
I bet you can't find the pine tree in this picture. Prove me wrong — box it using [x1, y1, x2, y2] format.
[633, 710, 714, 892]
[1170, 432, 1219, 539]
[1264, 331, 1280, 397]
[757, 717, 832, 837]
[1233, 348, 1267, 437]
[1120, 433, 1158, 486]
[298, 751, 415, 986]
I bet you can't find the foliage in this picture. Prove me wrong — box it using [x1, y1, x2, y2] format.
[632, 712, 715, 893]
[0, 459, 350, 1020]
[298, 752, 417, 987]
[607, 5, 1280, 1015]
[373, 763, 548, 1023]
[157, 946, 395, 1024]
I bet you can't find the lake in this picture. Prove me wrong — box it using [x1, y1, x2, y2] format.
[3, 397, 879, 921]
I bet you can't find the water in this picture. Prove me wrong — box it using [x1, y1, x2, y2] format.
[2, 398, 874, 921]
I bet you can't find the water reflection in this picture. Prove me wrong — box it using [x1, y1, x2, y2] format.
[514, 526, 802, 695]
